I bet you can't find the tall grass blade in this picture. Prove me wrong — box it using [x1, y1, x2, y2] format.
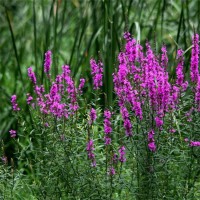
[4, 5, 24, 91]
[33, 0, 38, 75]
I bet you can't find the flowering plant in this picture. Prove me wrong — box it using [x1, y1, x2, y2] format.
[2, 32, 200, 199]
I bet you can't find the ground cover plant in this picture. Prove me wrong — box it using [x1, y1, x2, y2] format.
[1, 31, 200, 199]
[1, 0, 200, 199]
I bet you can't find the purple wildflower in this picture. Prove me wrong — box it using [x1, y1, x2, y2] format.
[90, 58, 103, 90]
[44, 122, 49, 127]
[184, 138, 189, 142]
[55, 75, 62, 83]
[169, 86, 180, 110]
[118, 146, 126, 163]
[148, 130, 156, 152]
[112, 153, 118, 164]
[91, 161, 96, 167]
[176, 49, 184, 85]
[155, 116, 163, 128]
[9, 130, 16, 138]
[104, 109, 112, 145]
[104, 111, 112, 131]
[34, 85, 45, 96]
[62, 65, 78, 113]
[120, 106, 132, 136]
[185, 107, 194, 120]
[195, 76, 200, 111]
[176, 49, 188, 91]
[90, 108, 97, 124]
[78, 78, 85, 93]
[123, 32, 131, 41]
[44, 50, 52, 73]
[11, 95, 20, 111]
[190, 34, 199, 83]
[169, 128, 176, 133]
[190, 141, 200, 146]
[40, 82, 67, 118]
[28, 67, 37, 84]
[161, 45, 168, 69]
[104, 110, 112, 119]
[86, 139, 96, 167]
[125, 36, 137, 62]
[104, 136, 111, 145]
[108, 167, 115, 176]
[86, 140, 95, 158]
[26, 93, 33, 105]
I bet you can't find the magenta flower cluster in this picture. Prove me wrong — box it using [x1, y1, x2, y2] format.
[28, 67, 37, 85]
[26, 93, 33, 105]
[13, 51, 85, 119]
[161, 45, 168, 69]
[190, 141, 200, 146]
[195, 76, 200, 111]
[86, 139, 96, 167]
[148, 130, 156, 152]
[108, 167, 115, 176]
[118, 146, 126, 163]
[113, 32, 200, 151]
[44, 50, 52, 74]
[90, 58, 103, 90]
[9, 130, 16, 138]
[120, 106, 132, 136]
[89, 108, 97, 124]
[190, 34, 199, 83]
[176, 49, 188, 91]
[78, 78, 85, 93]
[10, 33, 200, 174]
[11, 95, 20, 111]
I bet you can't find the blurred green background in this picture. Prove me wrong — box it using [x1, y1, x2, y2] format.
[1, 0, 200, 137]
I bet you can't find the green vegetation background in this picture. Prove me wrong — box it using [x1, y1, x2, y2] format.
[1, 0, 200, 140]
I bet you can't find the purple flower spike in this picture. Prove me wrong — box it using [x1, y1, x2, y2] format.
[9, 130, 16, 138]
[155, 116, 163, 128]
[190, 34, 199, 83]
[176, 49, 184, 86]
[103, 109, 112, 145]
[148, 142, 156, 152]
[86, 139, 96, 167]
[120, 106, 132, 137]
[176, 49, 188, 91]
[11, 95, 20, 111]
[123, 32, 131, 41]
[112, 153, 118, 164]
[90, 108, 97, 124]
[26, 93, 33, 105]
[108, 167, 115, 176]
[44, 50, 52, 73]
[91, 161, 96, 167]
[61, 65, 79, 113]
[195, 75, 200, 111]
[28, 67, 37, 84]
[90, 58, 103, 90]
[118, 146, 126, 163]
[161, 45, 168, 69]
[78, 78, 85, 93]
[190, 141, 200, 146]
[148, 130, 156, 152]
[104, 136, 111, 145]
